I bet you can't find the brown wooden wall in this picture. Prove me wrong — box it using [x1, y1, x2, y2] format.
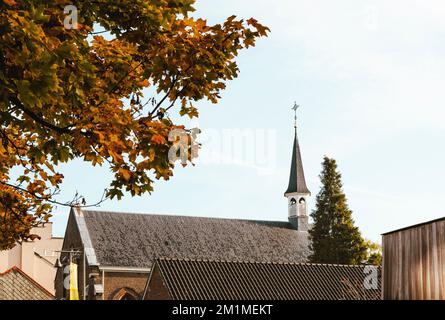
[383, 219, 445, 300]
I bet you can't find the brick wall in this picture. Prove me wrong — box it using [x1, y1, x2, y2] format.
[104, 272, 149, 299]
[143, 264, 170, 300]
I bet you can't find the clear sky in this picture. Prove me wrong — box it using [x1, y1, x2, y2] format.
[50, 0, 445, 243]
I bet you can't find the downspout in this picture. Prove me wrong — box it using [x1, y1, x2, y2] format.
[83, 249, 86, 300]
[102, 269, 105, 300]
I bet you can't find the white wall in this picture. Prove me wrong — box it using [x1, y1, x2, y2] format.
[0, 223, 63, 295]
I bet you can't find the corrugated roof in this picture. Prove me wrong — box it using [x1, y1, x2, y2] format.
[146, 258, 381, 300]
[285, 131, 310, 195]
[80, 210, 311, 269]
[0, 267, 54, 300]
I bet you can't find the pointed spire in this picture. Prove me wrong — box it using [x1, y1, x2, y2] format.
[285, 104, 310, 195]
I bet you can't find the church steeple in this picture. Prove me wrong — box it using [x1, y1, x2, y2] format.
[285, 103, 310, 231]
[285, 129, 310, 195]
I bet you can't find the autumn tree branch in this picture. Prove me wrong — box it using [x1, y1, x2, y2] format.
[0, 181, 109, 208]
[9, 97, 72, 135]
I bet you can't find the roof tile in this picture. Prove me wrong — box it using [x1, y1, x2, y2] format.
[0, 267, 54, 300]
[81, 210, 311, 268]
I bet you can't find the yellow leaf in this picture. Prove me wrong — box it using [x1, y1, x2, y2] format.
[119, 168, 131, 182]
[39, 171, 48, 181]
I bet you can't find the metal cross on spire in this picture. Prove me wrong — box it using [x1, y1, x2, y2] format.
[292, 102, 300, 129]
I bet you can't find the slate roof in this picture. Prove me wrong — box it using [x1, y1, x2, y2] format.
[0, 267, 54, 300]
[144, 258, 381, 300]
[285, 131, 310, 195]
[80, 209, 311, 269]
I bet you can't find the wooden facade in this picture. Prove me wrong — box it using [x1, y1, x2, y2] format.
[383, 218, 445, 300]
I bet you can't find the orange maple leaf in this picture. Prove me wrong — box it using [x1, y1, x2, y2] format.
[3, 0, 17, 6]
[151, 134, 166, 145]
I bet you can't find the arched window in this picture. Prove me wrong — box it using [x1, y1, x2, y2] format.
[120, 292, 136, 300]
[110, 287, 139, 300]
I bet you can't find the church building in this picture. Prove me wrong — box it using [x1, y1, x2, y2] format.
[54, 119, 381, 300]
[55, 121, 313, 300]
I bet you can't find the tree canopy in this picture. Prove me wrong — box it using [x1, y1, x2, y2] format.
[0, 0, 269, 249]
[309, 156, 368, 265]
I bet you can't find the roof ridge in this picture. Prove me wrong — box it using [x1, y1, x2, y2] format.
[82, 209, 291, 224]
[156, 257, 376, 268]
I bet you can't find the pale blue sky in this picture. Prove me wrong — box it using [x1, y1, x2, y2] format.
[50, 1, 445, 242]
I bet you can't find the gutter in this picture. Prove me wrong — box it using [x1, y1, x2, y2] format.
[98, 266, 151, 273]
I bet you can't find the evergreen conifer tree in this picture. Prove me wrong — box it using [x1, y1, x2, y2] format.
[309, 156, 367, 264]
